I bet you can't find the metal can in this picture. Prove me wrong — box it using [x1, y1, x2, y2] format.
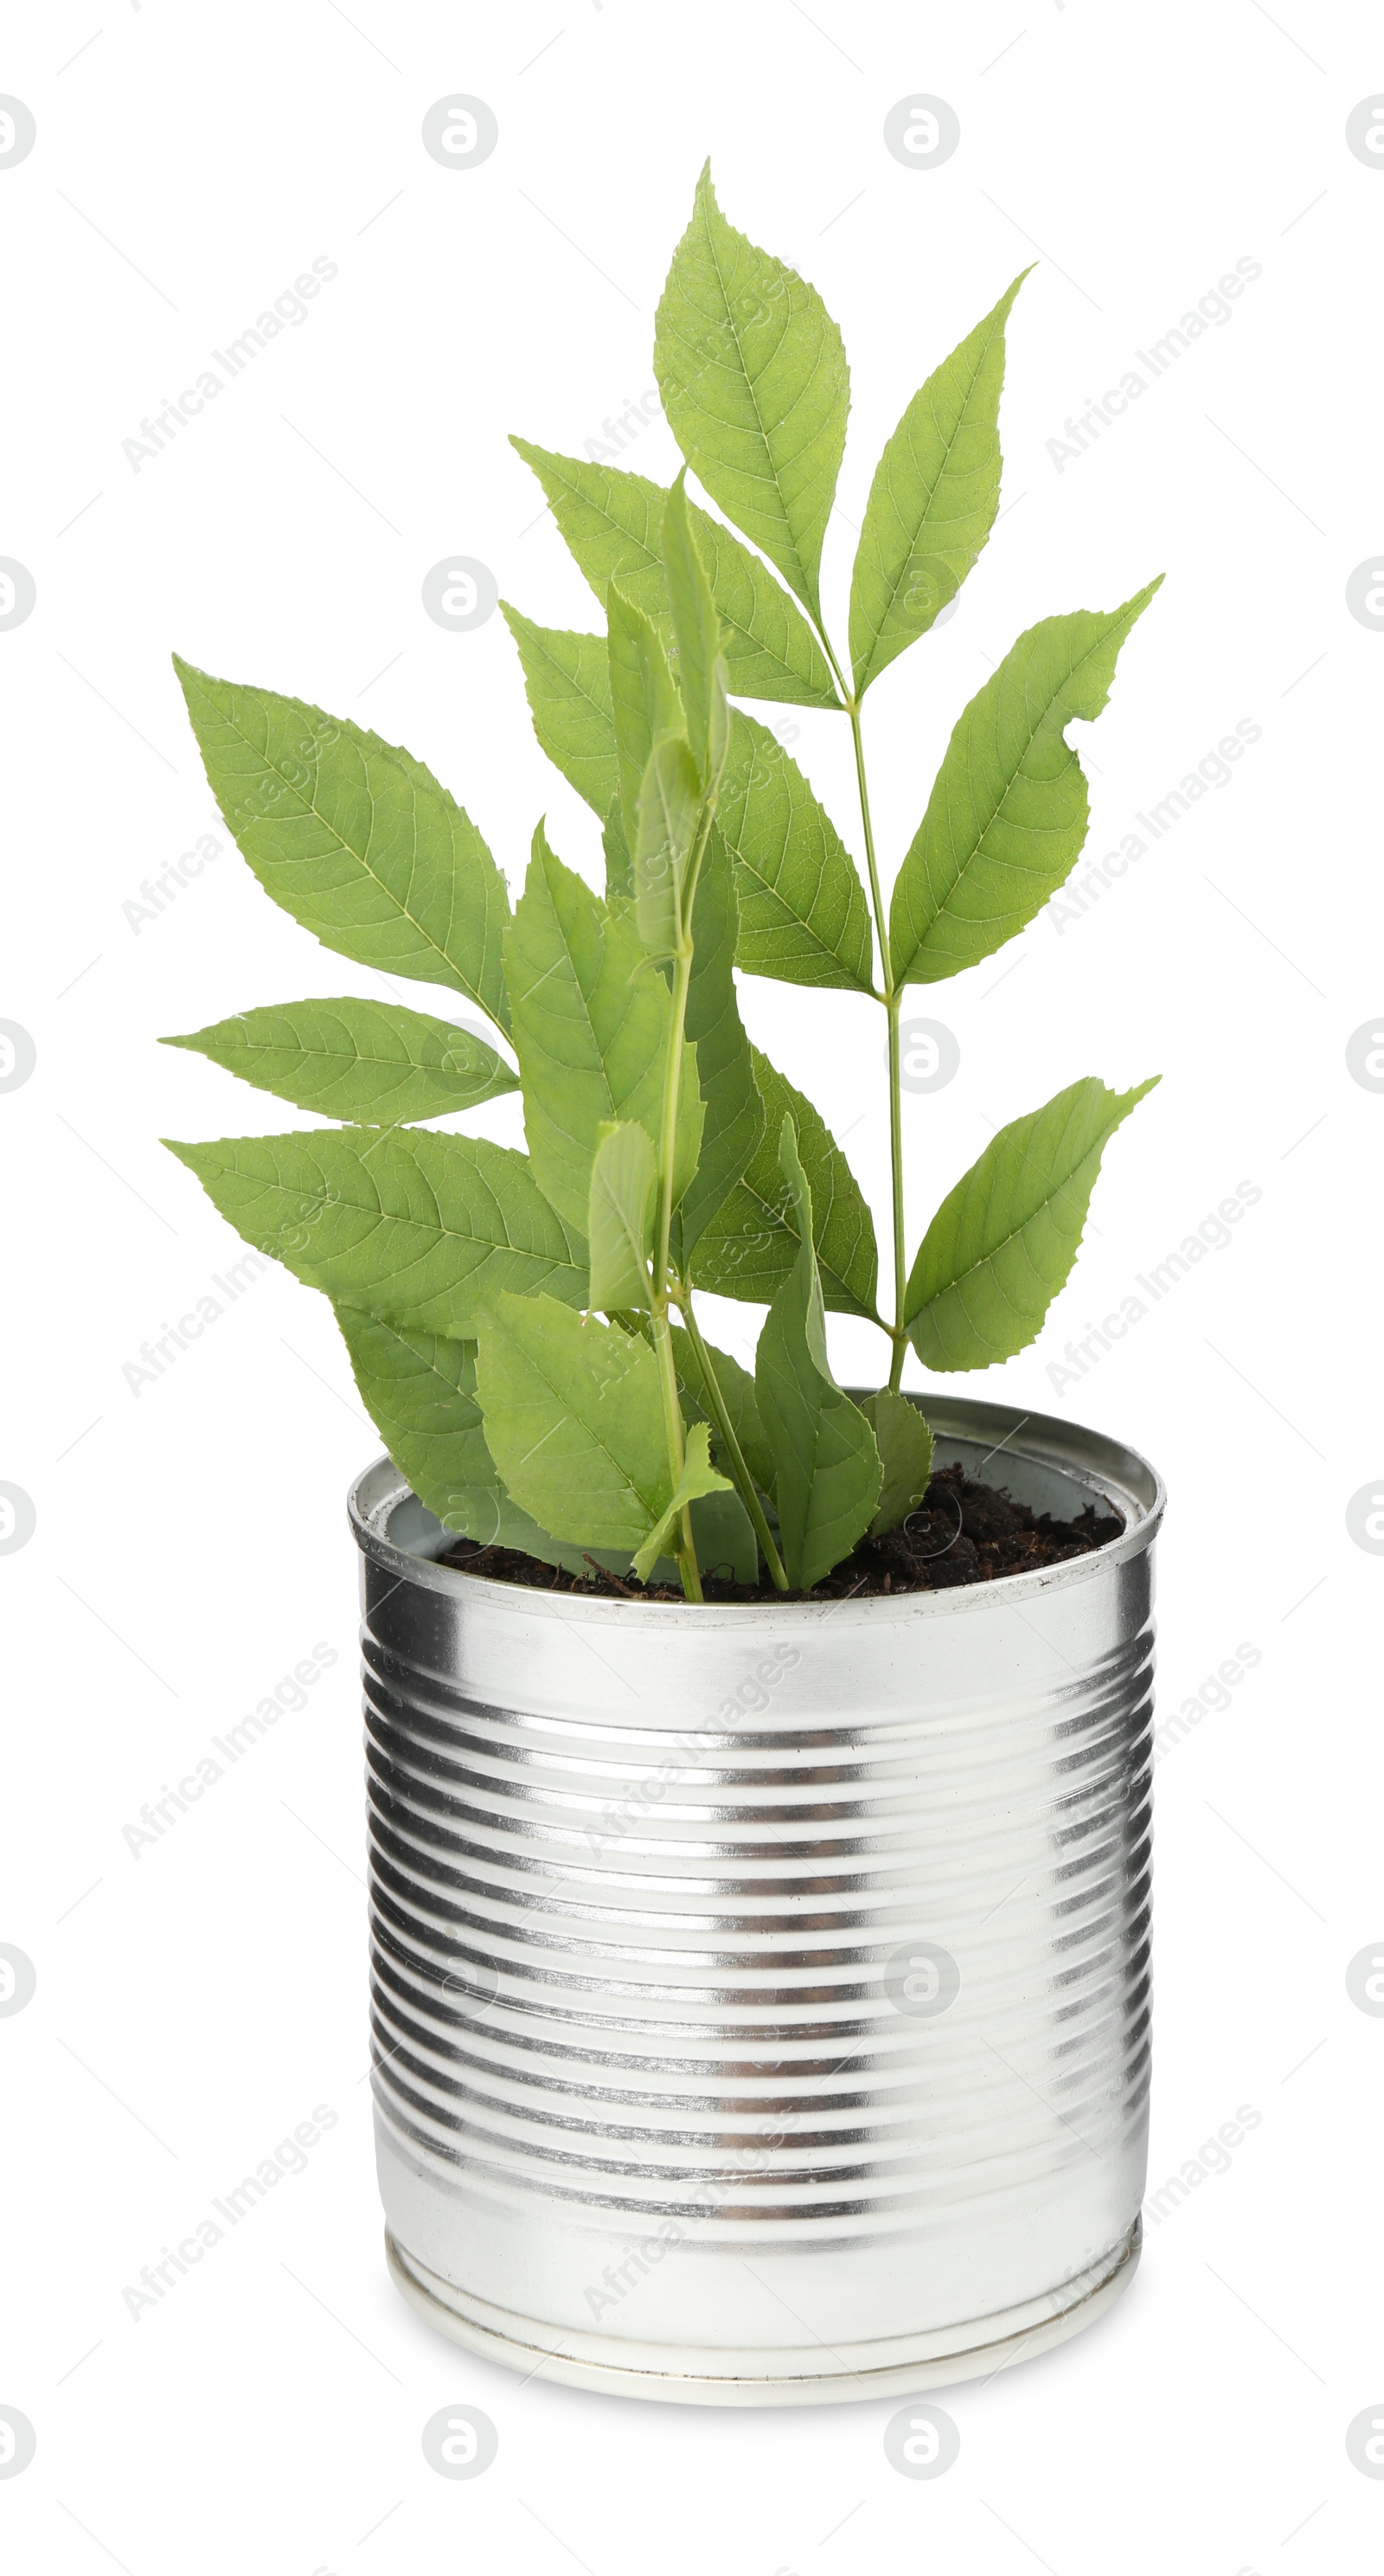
[350, 1393, 1163, 2405]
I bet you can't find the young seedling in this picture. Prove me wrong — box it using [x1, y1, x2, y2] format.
[164, 164, 1159, 1603]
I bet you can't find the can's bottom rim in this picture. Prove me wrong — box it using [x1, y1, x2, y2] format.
[384, 2219, 1142, 2407]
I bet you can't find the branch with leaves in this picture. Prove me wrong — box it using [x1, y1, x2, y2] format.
[163, 163, 1160, 1601]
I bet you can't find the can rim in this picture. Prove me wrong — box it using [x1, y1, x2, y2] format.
[348, 1391, 1164, 1623]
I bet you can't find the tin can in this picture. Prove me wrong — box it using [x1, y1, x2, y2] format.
[349, 1393, 1163, 2405]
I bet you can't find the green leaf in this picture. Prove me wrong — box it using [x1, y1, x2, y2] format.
[473, 1293, 680, 1554]
[634, 731, 701, 959]
[163, 1127, 586, 1333]
[718, 712, 875, 993]
[509, 439, 840, 709]
[905, 1075, 1159, 1369]
[858, 1391, 935, 1537]
[587, 1121, 657, 1311]
[849, 271, 1029, 698]
[888, 583, 1163, 988]
[603, 800, 634, 903]
[172, 658, 511, 1031]
[631, 1422, 733, 1583]
[162, 997, 516, 1124]
[504, 823, 703, 1231]
[662, 472, 729, 788]
[607, 582, 682, 849]
[689, 1483, 759, 1584]
[670, 1322, 776, 1496]
[755, 1119, 881, 1589]
[500, 605, 618, 818]
[655, 164, 849, 624]
[691, 1046, 879, 1319]
[670, 822, 764, 1258]
[333, 1305, 602, 1572]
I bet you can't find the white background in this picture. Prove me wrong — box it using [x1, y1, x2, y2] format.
[3, 1, 1381, 2568]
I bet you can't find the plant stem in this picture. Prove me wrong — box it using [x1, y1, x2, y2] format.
[650, 818, 714, 1602]
[677, 1297, 790, 1592]
[840, 676, 909, 1391]
[885, 991, 907, 1391]
[812, 634, 910, 1389]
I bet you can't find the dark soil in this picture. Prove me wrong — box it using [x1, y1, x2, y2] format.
[437, 1461, 1124, 1603]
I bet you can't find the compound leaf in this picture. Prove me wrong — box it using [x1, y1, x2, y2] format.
[162, 997, 516, 1124]
[172, 659, 511, 1030]
[334, 1305, 603, 1572]
[633, 730, 701, 960]
[587, 1121, 657, 1311]
[662, 471, 729, 789]
[164, 1127, 586, 1333]
[504, 823, 702, 1232]
[905, 1075, 1159, 1369]
[670, 822, 764, 1259]
[607, 582, 682, 850]
[654, 163, 849, 623]
[889, 583, 1163, 987]
[631, 1422, 733, 1583]
[859, 1390, 935, 1537]
[500, 605, 619, 818]
[474, 1294, 680, 1557]
[718, 712, 875, 993]
[691, 1045, 878, 1319]
[849, 270, 1028, 697]
[509, 439, 839, 707]
[670, 1322, 776, 1496]
[755, 1119, 881, 1588]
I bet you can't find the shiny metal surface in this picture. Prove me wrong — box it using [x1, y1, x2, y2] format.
[349, 1394, 1163, 2404]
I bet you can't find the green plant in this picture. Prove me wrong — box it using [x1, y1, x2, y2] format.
[164, 164, 1159, 1603]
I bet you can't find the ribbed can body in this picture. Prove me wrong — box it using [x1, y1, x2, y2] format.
[351, 1397, 1163, 2403]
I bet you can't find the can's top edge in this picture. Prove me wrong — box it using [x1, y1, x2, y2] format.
[347, 1393, 1164, 1624]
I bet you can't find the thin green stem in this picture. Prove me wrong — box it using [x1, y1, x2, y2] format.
[649, 816, 715, 1603]
[845, 698, 893, 1005]
[677, 1298, 790, 1592]
[811, 635, 909, 1386]
[650, 1303, 701, 1601]
[886, 992, 907, 1391]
